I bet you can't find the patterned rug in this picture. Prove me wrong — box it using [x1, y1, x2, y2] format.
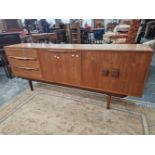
[0, 83, 155, 135]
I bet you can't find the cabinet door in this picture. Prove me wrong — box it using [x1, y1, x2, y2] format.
[38, 50, 81, 86]
[81, 51, 152, 96]
[38, 50, 57, 82]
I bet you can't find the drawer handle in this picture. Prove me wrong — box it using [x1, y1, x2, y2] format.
[111, 69, 120, 78]
[9, 56, 37, 61]
[13, 66, 39, 71]
[47, 49, 76, 52]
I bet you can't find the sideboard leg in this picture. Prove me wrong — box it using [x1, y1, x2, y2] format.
[28, 80, 34, 91]
[106, 95, 111, 109]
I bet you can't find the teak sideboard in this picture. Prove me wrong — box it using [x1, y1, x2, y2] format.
[4, 43, 153, 109]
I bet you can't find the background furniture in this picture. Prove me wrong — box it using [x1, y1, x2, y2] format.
[106, 22, 118, 32]
[119, 19, 132, 25]
[30, 33, 58, 43]
[66, 23, 81, 44]
[92, 19, 104, 28]
[93, 28, 105, 43]
[0, 50, 10, 77]
[0, 19, 22, 32]
[0, 32, 21, 77]
[144, 20, 155, 39]
[109, 19, 141, 44]
[103, 21, 131, 43]
[5, 43, 153, 109]
[53, 29, 66, 43]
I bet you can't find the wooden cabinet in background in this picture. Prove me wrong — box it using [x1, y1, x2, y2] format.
[4, 43, 153, 109]
[0, 19, 22, 32]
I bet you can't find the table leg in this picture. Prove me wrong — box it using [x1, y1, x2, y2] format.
[106, 95, 112, 109]
[28, 80, 34, 91]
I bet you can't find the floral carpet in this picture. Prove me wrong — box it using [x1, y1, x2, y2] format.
[0, 83, 155, 135]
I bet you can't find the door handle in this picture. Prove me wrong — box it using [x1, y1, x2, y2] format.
[111, 69, 120, 78]
[101, 69, 109, 76]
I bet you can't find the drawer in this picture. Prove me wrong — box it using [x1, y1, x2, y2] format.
[8, 57, 40, 68]
[5, 48, 38, 58]
[44, 49, 78, 53]
[12, 66, 42, 79]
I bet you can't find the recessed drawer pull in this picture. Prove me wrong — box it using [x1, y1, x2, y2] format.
[9, 56, 37, 61]
[101, 69, 109, 76]
[111, 69, 120, 78]
[13, 66, 39, 71]
[47, 49, 76, 52]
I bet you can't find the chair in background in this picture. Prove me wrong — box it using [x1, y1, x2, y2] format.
[108, 19, 141, 44]
[65, 23, 81, 44]
[106, 22, 118, 32]
[93, 28, 105, 44]
[103, 21, 131, 43]
[144, 20, 155, 39]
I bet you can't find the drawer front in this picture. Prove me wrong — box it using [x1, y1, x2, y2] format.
[8, 57, 40, 68]
[12, 66, 42, 79]
[5, 48, 42, 79]
[5, 48, 38, 58]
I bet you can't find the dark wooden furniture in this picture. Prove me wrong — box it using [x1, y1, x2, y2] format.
[30, 33, 58, 43]
[92, 19, 104, 28]
[4, 43, 153, 109]
[0, 19, 22, 32]
[0, 32, 21, 48]
[106, 22, 119, 31]
[66, 23, 81, 44]
[53, 29, 66, 43]
[0, 32, 21, 77]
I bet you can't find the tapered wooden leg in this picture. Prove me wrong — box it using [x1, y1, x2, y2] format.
[106, 95, 111, 109]
[28, 80, 34, 91]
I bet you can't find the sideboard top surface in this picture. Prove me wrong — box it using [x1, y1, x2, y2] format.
[5, 43, 153, 52]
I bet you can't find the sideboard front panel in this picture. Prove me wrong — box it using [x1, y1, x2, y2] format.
[5, 48, 42, 79]
[5, 44, 153, 98]
[38, 49, 81, 86]
[81, 51, 152, 96]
